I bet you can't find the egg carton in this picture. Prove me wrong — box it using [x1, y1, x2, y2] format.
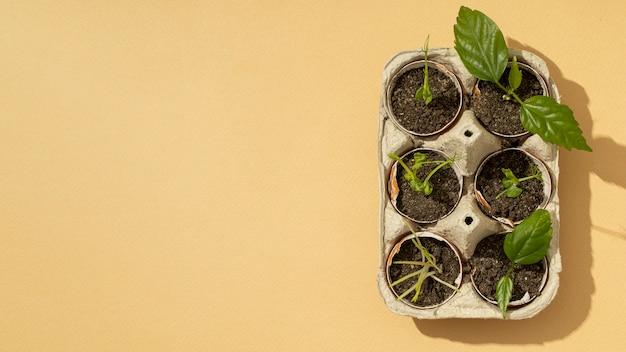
[377, 48, 561, 319]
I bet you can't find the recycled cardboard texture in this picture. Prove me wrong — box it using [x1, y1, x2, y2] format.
[2, 1, 625, 351]
[377, 49, 561, 319]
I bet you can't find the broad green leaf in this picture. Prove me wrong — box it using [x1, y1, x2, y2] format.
[505, 185, 523, 198]
[504, 209, 552, 265]
[496, 275, 513, 319]
[508, 56, 522, 91]
[520, 96, 592, 151]
[454, 6, 508, 83]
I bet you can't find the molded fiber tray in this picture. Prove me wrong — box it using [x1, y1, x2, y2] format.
[377, 48, 561, 319]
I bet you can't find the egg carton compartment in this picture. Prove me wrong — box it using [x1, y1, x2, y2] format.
[377, 48, 561, 319]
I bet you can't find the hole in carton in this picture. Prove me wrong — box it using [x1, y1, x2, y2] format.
[464, 130, 473, 137]
[465, 216, 473, 225]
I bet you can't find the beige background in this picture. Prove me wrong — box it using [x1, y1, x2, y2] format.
[1, 0, 625, 350]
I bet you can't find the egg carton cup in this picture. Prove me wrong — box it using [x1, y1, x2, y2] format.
[377, 48, 561, 319]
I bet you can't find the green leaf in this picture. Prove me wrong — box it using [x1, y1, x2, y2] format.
[496, 275, 513, 319]
[415, 86, 433, 105]
[501, 168, 519, 187]
[415, 86, 425, 100]
[454, 6, 508, 83]
[505, 185, 523, 198]
[423, 86, 432, 105]
[412, 152, 427, 171]
[520, 96, 592, 151]
[508, 56, 522, 91]
[496, 168, 523, 199]
[504, 209, 552, 265]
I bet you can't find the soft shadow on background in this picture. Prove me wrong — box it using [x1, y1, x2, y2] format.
[413, 39, 626, 343]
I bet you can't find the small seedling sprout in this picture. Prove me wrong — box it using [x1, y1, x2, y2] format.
[502, 55, 523, 101]
[388, 152, 455, 195]
[414, 35, 433, 105]
[390, 219, 460, 303]
[495, 163, 543, 199]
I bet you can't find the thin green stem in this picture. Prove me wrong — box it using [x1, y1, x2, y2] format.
[494, 80, 524, 105]
[423, 159, 453, 186]
[507, 262, 515, 276]
[510, 91, 525, 105]
[388, 153, 413, 176]
[496, 188, 508, 199]
[390, 270, 423, 288]
[404, 218, 441, 273]
[397, 281, 420, 301]
[518, 176, 535, 182]
[395, 267, 431, 300]
[411, 270, 435, 302]
[431, 275, 461, 293]
[392, 261, 433, 266]
[411, 236, 439, 272]
[518, 169, 542, 183]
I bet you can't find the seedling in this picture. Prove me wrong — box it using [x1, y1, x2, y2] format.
[414, 35, 433, 105]
[388, 152, 455, 195]
[454, 6, 592, 151]
[496, 209, 552, 318]
[390, 219, 460, 303]
[495, 163, 543, 199]
[502, 55, 523, 101]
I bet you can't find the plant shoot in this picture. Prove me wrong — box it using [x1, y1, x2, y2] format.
[389, 152, 455, 195]
[414, 35, 433, 105]
[495, 209, 552, 318]
[496, 163, 543, 199]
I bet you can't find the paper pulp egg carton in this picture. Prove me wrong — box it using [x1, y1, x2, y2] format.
[377, 48, 561, 319]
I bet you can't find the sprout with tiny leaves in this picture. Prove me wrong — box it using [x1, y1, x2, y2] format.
[503, 56, 523, 101]
[496, 163, 544, 199]
[388, 152, 455, 195]
[414, 35, 433, 105]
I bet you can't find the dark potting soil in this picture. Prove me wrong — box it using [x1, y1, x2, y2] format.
[470, 66, 545, 136]
[393, 150, 461, 222]
[475, 149, 545, 222]
[470, 233, 546, 303]
[390, 66, 461, 135]
[388, 236, 461, 307]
